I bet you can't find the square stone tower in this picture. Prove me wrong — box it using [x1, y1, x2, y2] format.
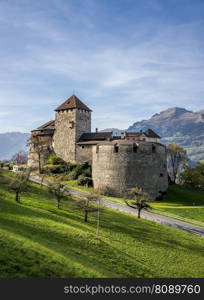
[52, 94, 92, 163]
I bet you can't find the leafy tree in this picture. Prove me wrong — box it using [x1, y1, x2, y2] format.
[125, 187, 151, 218]
[48, 176, 69, 209]
[179, 165, 204, 189]
[167, 143, 188, 183]
[9, 169, 31, 203]
[75, 192, 100, 223]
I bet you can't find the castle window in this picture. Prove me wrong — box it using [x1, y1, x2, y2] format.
[152, 145, 156, 153]
[114, 144, 119, 153]
[160, 173, 164, 177]
[133, 143, 138, 153]
[82, 146, 85, 149]
[69, 121, 74, 129]
[96, 145, 99, 153]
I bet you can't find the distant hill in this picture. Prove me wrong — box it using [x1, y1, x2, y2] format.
[128, 107, 204, 161]
[0, 132, 30, 160]
[100, 128, 126, 135]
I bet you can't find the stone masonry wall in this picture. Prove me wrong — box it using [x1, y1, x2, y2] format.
[92, 143, 168, 200]
[27, 134, 53, 169]
[53, 109, 91, 163]
[76, 145, 93, 164]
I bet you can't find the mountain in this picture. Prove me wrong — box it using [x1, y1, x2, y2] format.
[128, 107, 204, 161]
[100, 128, 126, 135]
[0, 132, 30, 160]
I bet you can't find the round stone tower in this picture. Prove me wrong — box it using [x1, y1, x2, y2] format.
[52, 95, 92, 163]
[92, 140, 168, 200]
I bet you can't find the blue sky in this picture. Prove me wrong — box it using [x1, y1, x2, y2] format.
[0, 0, 204, 132]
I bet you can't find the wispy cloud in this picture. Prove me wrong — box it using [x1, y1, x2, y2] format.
[0, 0, 203, 131]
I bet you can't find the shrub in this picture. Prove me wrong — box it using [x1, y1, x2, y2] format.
[77, 175, 93, 187]
[82, 167, 92, 177]
[42, 164, 69, 174]
[179, 165, 204, 189]
[47, 154, 66, 165]
[67, 163, 91, 180]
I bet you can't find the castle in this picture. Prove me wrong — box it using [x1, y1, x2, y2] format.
[28, 94, 168, 199]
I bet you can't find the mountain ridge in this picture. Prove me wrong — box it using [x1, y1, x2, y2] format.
[103, 107, 204, 161]
[0, 132, 30, 160]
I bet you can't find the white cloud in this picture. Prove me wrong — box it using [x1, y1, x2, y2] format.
[0, 1, 203, 131]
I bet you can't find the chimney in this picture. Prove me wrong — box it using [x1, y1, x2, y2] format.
[95, 128, 98, 133]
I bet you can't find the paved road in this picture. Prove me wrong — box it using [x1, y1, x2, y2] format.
[30, 175, 204, 238]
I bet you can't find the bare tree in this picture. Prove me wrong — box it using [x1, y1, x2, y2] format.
[11, 150, 28, 165]
[167, 143, 188, 183]
[9, 168, 31, 203]
[48, 176, 68, 209]
[75, 192, 100, 223]
[125, 187, 151, 218]
[28, 135, 45, 173]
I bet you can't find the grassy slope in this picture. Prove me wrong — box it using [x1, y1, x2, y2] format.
[65, 180, 204, 225]
[0, 170, 204, 278]
[151, 185, 204, 225]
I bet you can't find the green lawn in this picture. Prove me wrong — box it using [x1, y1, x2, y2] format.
[1, 169, 204, 278]
[65, 180, 204, 226]
[151, 185, 204, 226]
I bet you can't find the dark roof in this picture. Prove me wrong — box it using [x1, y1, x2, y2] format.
[126, 129, 161, 139]
[145, 129, 161, 138]
[55, 95, 92, 112]
[36, 120, 55, 131]
[31, 120, 55, 135]
[80, 139, 165, 147]
[78, 132, 112, 143]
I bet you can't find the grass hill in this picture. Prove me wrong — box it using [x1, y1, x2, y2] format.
[0, 169, 204, 278]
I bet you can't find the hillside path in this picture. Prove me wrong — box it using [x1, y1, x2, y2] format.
[30, 175, 204, 238]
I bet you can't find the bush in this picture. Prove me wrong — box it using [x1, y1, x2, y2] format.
[179, 165, 204, 189]
[77, 175, 93, 187]
[42, 164, 69, 174]
[82, 167, 92, 177]
[47, 154, 66, 165]
[67, 163, 91, 180]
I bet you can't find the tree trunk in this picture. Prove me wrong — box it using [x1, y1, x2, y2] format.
[15, 191, 20, 203]
[38, 153, 41, 174]
[138, 208, 141, 218]
[84, 211, 88, 222]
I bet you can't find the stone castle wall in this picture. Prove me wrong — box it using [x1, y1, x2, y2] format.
[27, 134, 53, 169]
[76, 145, 93, 164]
[92, 143, 168, 199]
[52, 109, 91, 163]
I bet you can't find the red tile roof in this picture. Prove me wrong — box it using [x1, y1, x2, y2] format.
[55, 95, 92, 112]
